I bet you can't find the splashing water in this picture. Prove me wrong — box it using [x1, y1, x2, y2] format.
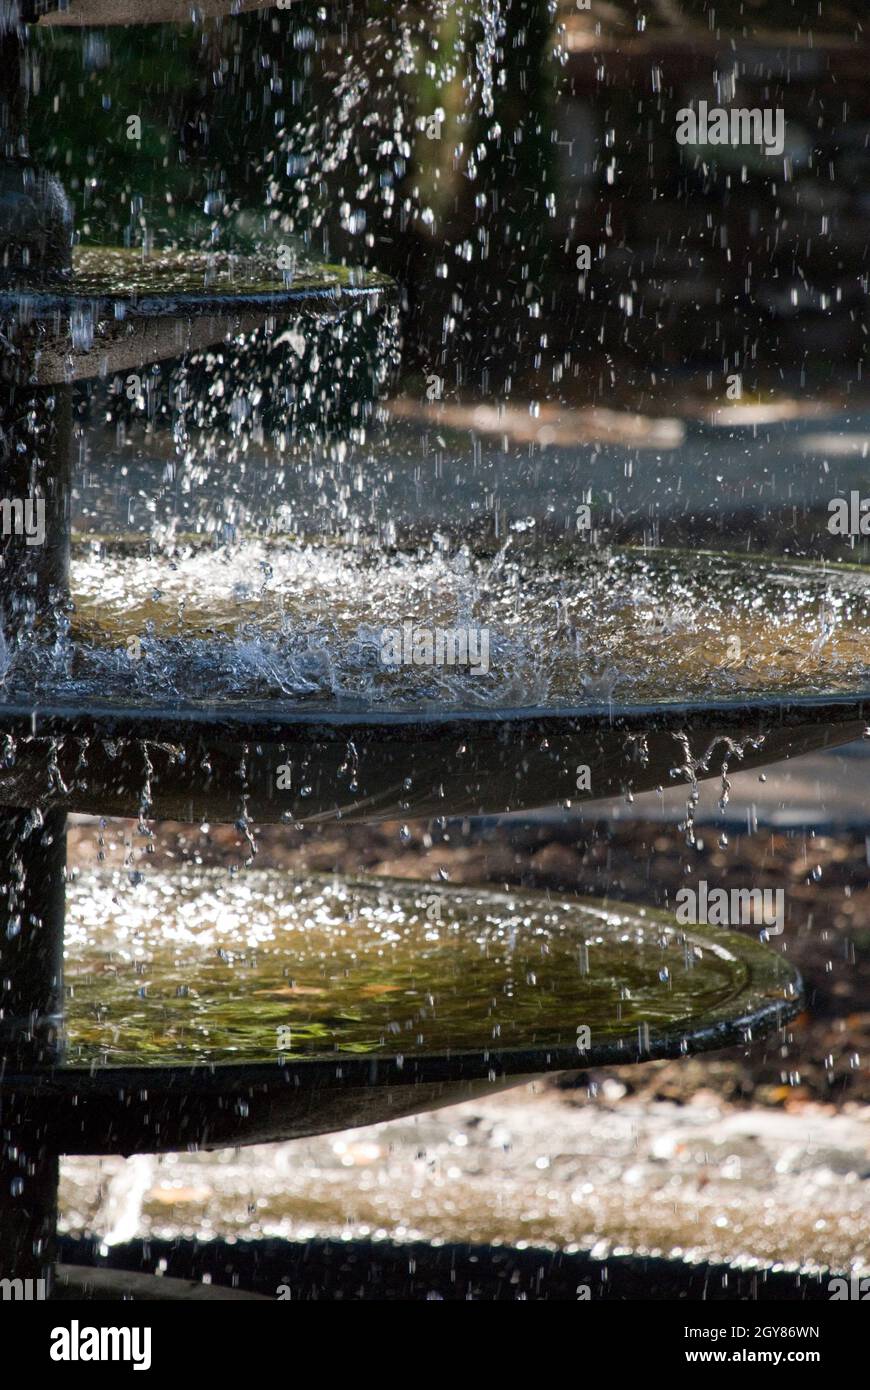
[1, 547, 869, 715]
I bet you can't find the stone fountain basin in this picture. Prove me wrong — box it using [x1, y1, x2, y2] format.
[3, 544, 870, 821]
[3, 876, 801, 1153]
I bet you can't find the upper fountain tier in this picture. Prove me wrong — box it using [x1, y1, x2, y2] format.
[2, 245, 390, 382]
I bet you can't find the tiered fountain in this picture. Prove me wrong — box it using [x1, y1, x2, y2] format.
[1, 0, 867, 1300]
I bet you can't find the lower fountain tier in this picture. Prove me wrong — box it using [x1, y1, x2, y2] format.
[1, 874, 800, 1153]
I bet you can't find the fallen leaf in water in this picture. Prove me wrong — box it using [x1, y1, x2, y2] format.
[253, 984, 326, 997]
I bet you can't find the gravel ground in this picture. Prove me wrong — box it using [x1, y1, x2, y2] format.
[60, 1086, 870, 1275]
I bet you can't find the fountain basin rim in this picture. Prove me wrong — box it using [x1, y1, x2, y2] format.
[0, 1016, 790, 1097]
[0, 281, 390, 320]
[0, 244, 393, 317]
[0, 691, 867, 743]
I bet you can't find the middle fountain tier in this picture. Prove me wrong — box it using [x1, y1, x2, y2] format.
[1, 538, 868, 822]
[26, 872, 800, 1153]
